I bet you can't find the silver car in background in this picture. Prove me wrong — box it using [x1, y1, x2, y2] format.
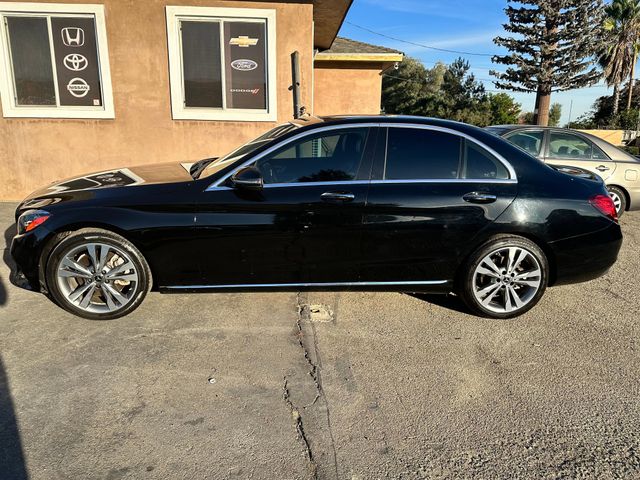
[487, 126, 640, 217]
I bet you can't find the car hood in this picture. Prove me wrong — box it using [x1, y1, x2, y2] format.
[21, 162, 194, 203]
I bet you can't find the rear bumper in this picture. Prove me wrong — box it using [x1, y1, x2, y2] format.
[549, 222, 623, 286]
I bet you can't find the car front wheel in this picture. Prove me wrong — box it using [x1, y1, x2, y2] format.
[459, 236, 549, 319]
[45, 229, 151, 320]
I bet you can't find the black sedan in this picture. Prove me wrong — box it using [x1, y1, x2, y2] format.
[11, 115, 622, 320]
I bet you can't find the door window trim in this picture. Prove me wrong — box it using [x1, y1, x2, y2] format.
[206, 123, 518, 191]
[377, 124, 517, 183]
[546, 130, 611, 162]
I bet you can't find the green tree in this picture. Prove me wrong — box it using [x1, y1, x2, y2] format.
[492, 0, 604, 126]
[548, 102, 562, 126]
[487, 92, 521, 124]
[602, 0, 640, 112]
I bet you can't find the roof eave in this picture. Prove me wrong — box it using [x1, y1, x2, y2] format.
[314, 53, 404, 62]
[313, 0, 354, 49]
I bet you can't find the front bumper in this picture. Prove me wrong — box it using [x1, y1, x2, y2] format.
[550, 222, 623, 286]
[10, 226, 54, 292]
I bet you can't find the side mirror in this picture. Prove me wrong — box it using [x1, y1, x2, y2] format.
[231, 166, 263, 190]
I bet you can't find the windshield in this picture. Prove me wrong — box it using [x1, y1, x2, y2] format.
[199, 123, 298, 178]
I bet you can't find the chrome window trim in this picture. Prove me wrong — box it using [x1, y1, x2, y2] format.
[162, 280, 449, 289]
[206, 122, 518, 191]
[206, 178, 516, 191]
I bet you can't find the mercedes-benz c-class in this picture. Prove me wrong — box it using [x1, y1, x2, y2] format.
[11, 116, 622, 320]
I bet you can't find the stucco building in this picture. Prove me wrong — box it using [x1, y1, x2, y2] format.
[0, 0, 402, 200]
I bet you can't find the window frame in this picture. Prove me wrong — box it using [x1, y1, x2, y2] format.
[206, 123, 517, 191]
[546, 130, 611, 162]
[504, 129, 546, 157]
[378, 125, 516, 183]
[0, 2, 114, 119]
[254, 127, 372, 185]
[166, 5, 277, 122]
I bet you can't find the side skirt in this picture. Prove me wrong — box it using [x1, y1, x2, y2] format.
[158, 280, 452, 294]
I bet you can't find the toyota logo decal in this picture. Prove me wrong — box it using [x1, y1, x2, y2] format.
[63, 54, 88, 72]
[231, 59, 258, 71]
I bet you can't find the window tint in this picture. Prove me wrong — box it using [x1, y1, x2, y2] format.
[6, 17, 55, 106]
[549, 132, 599, 159]
[463, 141, 509, 180]
[506, 131, 544, 156]
[385, 128, 461, 180]
[181, 21, 223, 108]
[256, 128, 369, 184]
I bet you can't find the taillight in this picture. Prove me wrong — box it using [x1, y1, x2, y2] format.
[589, 194, 618, 222]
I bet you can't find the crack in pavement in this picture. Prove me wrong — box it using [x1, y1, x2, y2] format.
[282, 292, 340, 480]
[282, 377, 317, 479]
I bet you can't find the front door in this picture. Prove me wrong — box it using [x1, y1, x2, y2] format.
[195, 126, 376, 286]
[361, 126, 518, 284]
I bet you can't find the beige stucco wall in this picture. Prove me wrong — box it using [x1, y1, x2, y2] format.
[577, 130, 625, 146]
[313, 61, 383, 117]
[0, 0, 314, 200]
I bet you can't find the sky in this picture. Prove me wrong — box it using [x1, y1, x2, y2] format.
[337, 0, 614, 125]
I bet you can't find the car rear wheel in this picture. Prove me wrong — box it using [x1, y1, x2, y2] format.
[45, 229, 151, 320]
[607, 186, 626, 218]
[459, 236, 548, 319]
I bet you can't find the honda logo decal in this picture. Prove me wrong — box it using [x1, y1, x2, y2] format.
[61, 27, 85, 47]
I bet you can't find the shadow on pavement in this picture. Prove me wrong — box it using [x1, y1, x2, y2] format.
[407, 292, 472, 315]
[0, 356, 28, 480]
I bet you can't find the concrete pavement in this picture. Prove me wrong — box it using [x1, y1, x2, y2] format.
[1, 201, 639, 479]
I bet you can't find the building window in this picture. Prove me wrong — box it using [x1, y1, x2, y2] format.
[0, 3, 114, 119]
[166, 6, 277, 122]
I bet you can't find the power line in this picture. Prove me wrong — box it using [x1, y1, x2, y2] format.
[345, 21, 495, 57]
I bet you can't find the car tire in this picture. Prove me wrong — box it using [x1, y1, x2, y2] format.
[45, 228, 151, 320]
[607, 186, 626, 218]
[459, 236, 549, 319]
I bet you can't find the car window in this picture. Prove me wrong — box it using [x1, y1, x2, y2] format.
[463, 141, 509, 180]
[505, 131, 544, 156]
[549, 132, 601, 160]
[385, 128, 461, 180]
[255, 128, 369, 184]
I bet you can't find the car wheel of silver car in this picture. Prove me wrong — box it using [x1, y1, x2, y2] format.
[607, 186, 626, 218]
[45, 229, 151, 320]
[459, 236, 549, 319]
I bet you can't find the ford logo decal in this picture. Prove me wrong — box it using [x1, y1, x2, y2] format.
[231, 59, 258, 71]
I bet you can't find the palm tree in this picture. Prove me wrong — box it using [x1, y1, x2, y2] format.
[603, 0, 640, 112]
[598, 38, 633, 116]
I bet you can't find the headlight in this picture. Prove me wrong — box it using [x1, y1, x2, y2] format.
[17, 209, 51, 234]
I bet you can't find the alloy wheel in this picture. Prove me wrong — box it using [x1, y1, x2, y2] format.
[56, 242, 140, 314]
[472, 246, 542, 314]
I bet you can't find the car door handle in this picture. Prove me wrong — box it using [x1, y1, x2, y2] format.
[320, 191, 355, 203]
[596, 165, 610, 172]
[463, 192, 497, 204]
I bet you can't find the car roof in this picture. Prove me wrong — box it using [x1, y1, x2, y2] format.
[291, 114, 486, 132]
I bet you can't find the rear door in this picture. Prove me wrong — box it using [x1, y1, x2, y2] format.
[544, 130, 616, 182]
[360, 125, 518, 284]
